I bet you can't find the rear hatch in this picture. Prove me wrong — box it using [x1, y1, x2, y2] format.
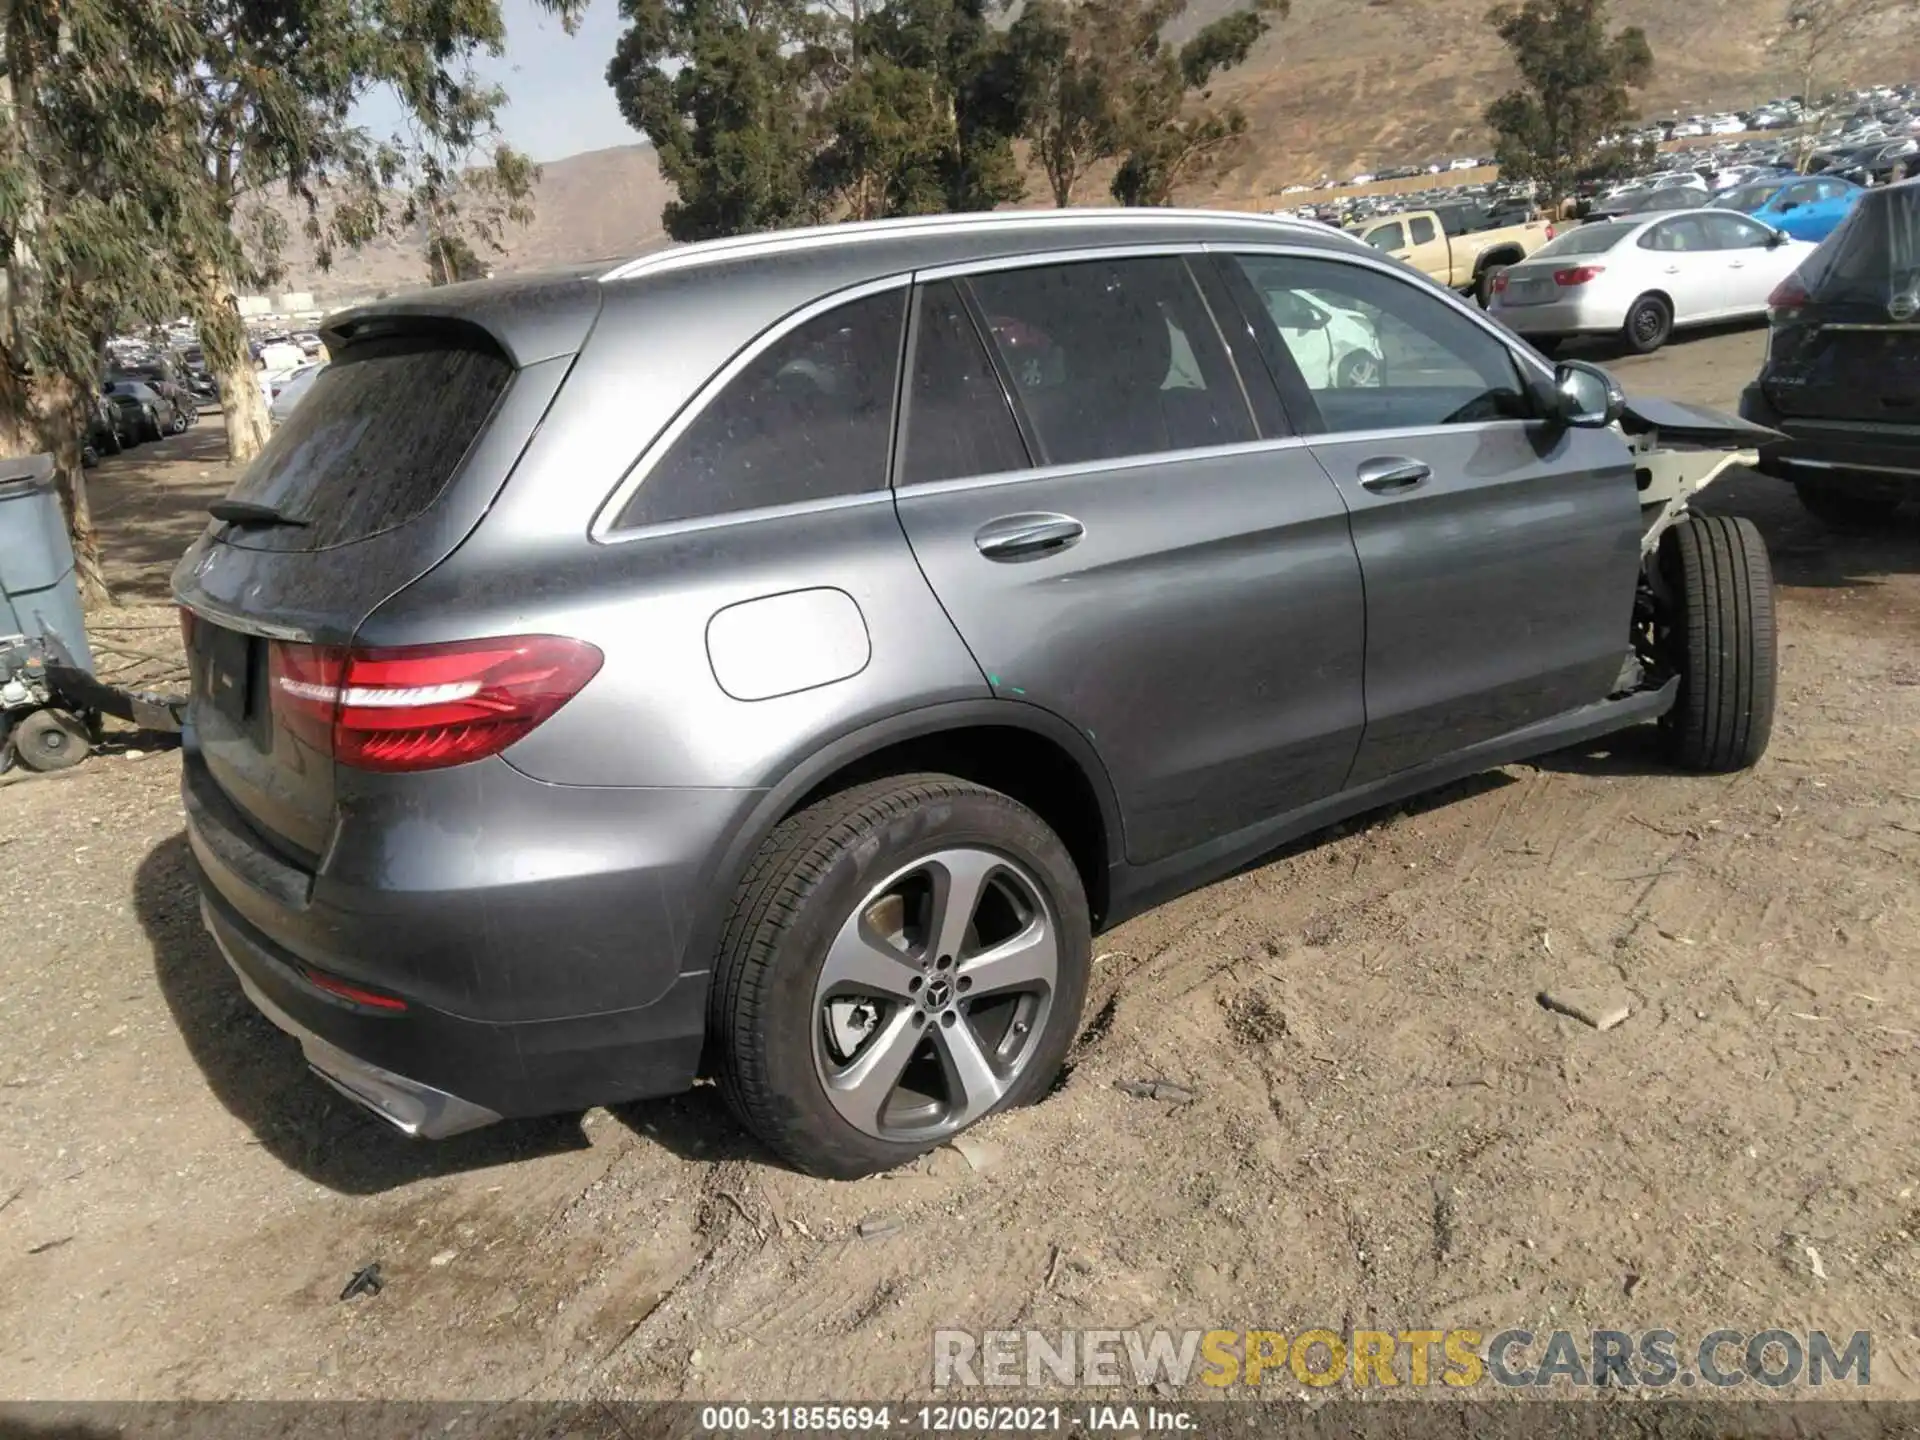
[1495, 222, 1631, 305]
[1763, 181, 1920, 423]
[173, 275, 601, 864]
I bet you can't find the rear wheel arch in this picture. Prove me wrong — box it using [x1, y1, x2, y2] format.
[687, 703, 1124, 983]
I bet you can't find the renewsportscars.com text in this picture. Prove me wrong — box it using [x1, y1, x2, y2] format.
[932, 1328, 1872, 1390]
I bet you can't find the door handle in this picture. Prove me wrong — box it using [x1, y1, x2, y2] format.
[974, 512, 1085, 560]
[1662, 265, 1682, 274]
[1356, 457, 1432, 494]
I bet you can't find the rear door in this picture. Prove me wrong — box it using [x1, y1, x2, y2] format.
[1218, 250, 1641, 787]
[893, 255, 1367, 866]
[175, 323, 578, 860]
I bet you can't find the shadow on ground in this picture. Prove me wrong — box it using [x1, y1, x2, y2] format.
[134, 832, 593, 1193]
[133, 830, 775, 1186]
[88, 421, 233, 603]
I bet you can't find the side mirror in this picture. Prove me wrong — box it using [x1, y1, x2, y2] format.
[1767, 228, 1789, 247]
[1551, 359, 1624, 429]
[1777, 200, 1800, 213]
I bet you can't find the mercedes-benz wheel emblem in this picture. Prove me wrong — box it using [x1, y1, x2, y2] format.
[1891, 291, 1919, 322]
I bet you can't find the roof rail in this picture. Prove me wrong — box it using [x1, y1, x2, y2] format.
[597, 207, 1323, 284]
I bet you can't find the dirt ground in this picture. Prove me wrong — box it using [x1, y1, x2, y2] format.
[2, 326, 1916, 1407]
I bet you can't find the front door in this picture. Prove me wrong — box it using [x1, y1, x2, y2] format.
[1218, 251, 1643, 787]
[893, 257, 1367, 866]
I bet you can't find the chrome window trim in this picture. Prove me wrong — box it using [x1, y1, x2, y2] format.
[590, 273, 912, 544]
[891, 434, 1316, 501]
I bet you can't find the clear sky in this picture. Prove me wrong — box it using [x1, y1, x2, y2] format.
[354, 0, 642, 163]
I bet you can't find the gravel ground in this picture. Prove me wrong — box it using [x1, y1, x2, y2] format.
[2, 331, 1917, 1409]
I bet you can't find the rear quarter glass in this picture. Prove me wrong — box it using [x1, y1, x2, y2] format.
[217, 329, 514, 552]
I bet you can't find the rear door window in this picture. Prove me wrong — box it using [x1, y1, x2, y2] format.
[1409, 216, 1438, 246]
[964, 256, 1256, 466]
[218, 333, 513, 551]
[617, 288, 906, 529]
[1701, 213, 1774, 249]
[899, 281, 1032, 486]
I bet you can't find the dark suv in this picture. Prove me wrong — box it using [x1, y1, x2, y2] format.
[1742, 178, 1920, 523]
[176, 210, 1778, 1178]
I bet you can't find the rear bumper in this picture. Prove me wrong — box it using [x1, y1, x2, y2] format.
[182, 744, 753, 1126]
[205, 901, 503, 1138]
[198, 880, 712, 1127]
[1488, 295, 1626, 336]
[1739, 385, 1920, 486]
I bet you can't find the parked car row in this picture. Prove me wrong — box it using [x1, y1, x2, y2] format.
[81, 377, 196, 466]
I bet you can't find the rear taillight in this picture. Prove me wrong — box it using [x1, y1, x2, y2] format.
[1492, 271, 1510, 294]
[1768, 275, 1810, 313]
[268, 635, 603, 773]
[1545, 224, 1557, 240]
[1554, 265, 1606, 287]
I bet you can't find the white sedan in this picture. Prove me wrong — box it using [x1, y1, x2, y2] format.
[1485, 209, 1818, 354]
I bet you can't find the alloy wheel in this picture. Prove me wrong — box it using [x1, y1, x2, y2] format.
[811, 847, 1059, 1143]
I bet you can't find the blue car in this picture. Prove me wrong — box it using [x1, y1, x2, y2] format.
[1711, 175, 1864, 244]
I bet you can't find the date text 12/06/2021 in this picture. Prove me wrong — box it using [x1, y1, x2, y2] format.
[701, 1405, 1185, 1432]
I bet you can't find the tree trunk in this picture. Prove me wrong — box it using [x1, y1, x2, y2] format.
[199, 269, 271, 466]
[38, 373, 111, 607]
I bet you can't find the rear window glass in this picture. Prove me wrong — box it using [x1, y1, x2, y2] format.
[218, 336, 513, 551]
[1534, 223, 1632, 258]
[1794, 185, 1920, 306]
[616, 289, 906, 530]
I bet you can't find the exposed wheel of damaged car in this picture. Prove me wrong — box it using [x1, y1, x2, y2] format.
[711, 777, 1091, 1179]
[1655, 515, 1778, 773]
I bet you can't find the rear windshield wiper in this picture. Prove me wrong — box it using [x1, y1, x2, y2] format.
[209, 498, 309, 528]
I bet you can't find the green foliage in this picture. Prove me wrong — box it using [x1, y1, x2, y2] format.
[814, 0, 1027, 218]
[608, 0, 828, 240]
[1003, 0, 1280, 208]
[1110, 0, 1282, 205]
[1482, 0, 1654, 203]
[609, 0, 1025, 239]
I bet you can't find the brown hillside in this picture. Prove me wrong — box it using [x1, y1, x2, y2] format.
[275, 0, 1920, 298]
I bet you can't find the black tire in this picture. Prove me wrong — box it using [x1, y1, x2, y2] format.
[1659, 515, 1777, 773]
[81, 444, 100, 469]
[1793, 479, 1901, 528]
[12, 708, 92, 772]
[169, 407, 190, 434]
[711, 774, 1092, 1179]
[1623, 294, 1673, 355]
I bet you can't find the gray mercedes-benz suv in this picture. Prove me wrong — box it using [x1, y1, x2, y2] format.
[175, 209, 1779, 1178]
